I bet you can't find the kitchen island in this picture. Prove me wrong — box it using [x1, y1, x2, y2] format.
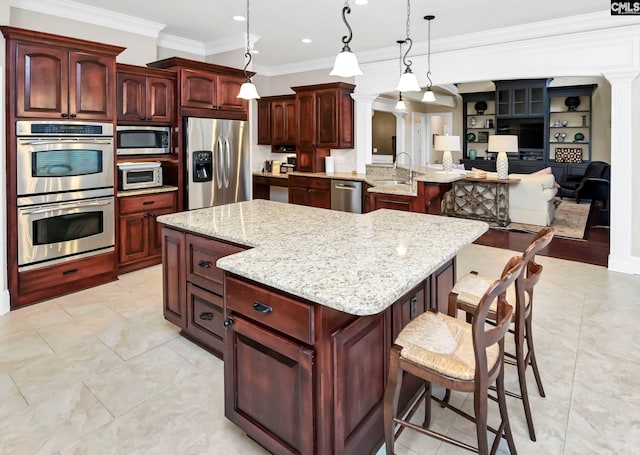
[157, 200, 487, 455]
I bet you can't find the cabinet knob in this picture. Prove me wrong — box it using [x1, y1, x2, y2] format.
[223, 318, 233, 328]
[252, 301, 273, 314]
[143, 212, 149, 218]
[69, 113, 77, 118]
[61, 113, 69, 118]
[198, 261, 212, 269]
[199, 312, 214, 321]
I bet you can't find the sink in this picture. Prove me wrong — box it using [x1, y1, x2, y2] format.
[374, 179, 409, 185]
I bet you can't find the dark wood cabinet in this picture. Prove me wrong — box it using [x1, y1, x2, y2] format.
[147, 57, 249, 118]
[162, 227, 187, 327]
[292, 82, 355, 172]
[257, 99, 271, 145]
[118, 191, 177, 273]
[288, 175, 331, 209]
[117, 64, 175, 124]
[257, 95, 297, 152]
[496, 79, 549, 117]
[1, 27, 124, 120]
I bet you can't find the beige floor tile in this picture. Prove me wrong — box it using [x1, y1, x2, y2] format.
[0, 383, 112, 455]
[0, 300, 72, 335]
[0, 372, 28, 419]
[9, 340, 123, 406]
[97, 314, 179, 360]
[164, 336, 224, 371]
[83, 345, 198, 417]
[0, 329, 54, 373]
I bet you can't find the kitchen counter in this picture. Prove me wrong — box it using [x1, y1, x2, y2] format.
[157, 199, 487, 315]
[116, 185, 178, 197]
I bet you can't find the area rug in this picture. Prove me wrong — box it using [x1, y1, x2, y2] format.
[498, 199, 591, 240]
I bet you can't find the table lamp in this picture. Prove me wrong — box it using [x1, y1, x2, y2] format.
[488, 135, 518, 179]
[434, 135, 460, 172]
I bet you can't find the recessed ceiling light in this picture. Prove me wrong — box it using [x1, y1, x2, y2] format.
[250, 49, 260, 54]
[301, 38, 312, 44]
[354, 0, 368, 5]
[233, 15, 246, 21]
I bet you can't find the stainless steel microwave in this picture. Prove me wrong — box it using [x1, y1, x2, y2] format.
[116, 125, 171, 155]
[118, 162, 163, 190]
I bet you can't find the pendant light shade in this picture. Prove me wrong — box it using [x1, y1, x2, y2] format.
[237, 0, 260, 100]
[330, 2, 363, 77]
[422, 15, 436, 103]
[397, 1, 420, 93]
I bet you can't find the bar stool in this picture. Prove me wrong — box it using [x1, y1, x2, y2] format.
[447, 227, 554, 441]
[384, 255, 525, 455]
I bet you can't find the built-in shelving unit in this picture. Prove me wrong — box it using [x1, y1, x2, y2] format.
[462, 92, 496, 159]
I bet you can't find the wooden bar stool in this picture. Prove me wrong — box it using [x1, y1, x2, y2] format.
[384, 256, 525, 455]
[447, 227, 554, 441]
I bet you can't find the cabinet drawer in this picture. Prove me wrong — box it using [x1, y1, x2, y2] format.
[187, 234, 245, 295]
[19, 252, 115, 295]
[186, 283, 225, 355]
[119, 192, 176, 214]
[308, 177, 330, 190]
[288, 175, 309, 188]
[226, 276, 315, 345]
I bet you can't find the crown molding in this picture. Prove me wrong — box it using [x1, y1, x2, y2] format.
[10, 0, 166, 37]
[204, 33, 260, 56]
[157, 33, 206, 56]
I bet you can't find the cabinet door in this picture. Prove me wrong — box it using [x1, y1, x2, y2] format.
[271, 101, 286, 144]
[217, 74, 246, 111]
[116, 72, 146, 122]
[283, 99, 298, 144]
[316, 88, 339, 146]
[288, 186, 309, 206]
[162, 227, 186, 327]
[15, 43, 68, 118]
[119, 212, 149, 264]
[308, 189, 330, 209]
[146, 76, 174, 123]
[68, 51, 114, 120]
[225, 316, 314, 455]
[148, 207, 175, 258]
[296, 91, 316, 146]
[181, 69, 217, 109]
[295, 144, 314, 173]
[257, 99, 271, 145]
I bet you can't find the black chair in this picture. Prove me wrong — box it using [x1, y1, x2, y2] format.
[557, 161, 609, 201]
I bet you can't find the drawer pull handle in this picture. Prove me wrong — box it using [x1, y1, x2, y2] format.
[409, 297, 418, 319]
[253, 302, 273, 314]
[142, 201, 155, 205]
[199, 312, 214, 321]
[198, 261, 212, 269]
[62, 268, 79, 275]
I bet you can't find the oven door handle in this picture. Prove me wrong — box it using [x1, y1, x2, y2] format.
[20, 200, 112, 215]
[18, 139, 113, 145]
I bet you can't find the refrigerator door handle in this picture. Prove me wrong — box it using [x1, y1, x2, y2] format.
[224, 139, 231, 189]
[216, 137, 224, 189]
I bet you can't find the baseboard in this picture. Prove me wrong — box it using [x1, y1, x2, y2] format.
[0, 288, 10, 315]
[608, 254, 640, 275]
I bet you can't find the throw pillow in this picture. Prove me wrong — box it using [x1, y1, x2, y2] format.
[533, 167, 560, 188]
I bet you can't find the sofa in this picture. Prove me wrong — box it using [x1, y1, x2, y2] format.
[481, 171, 558, 226]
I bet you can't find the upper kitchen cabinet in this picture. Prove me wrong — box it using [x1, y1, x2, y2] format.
[292, 82, 355, 172]
[1, 26, 124, 121]
[116, 64, 175, 125]
[495, 79, 550, 118]
[257, 95, 297, 152]
[147, 57, 249, 120]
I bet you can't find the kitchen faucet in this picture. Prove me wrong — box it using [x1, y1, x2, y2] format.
[394, 152, 413, 183]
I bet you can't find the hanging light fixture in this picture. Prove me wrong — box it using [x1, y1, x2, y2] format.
[394, 40, 406, 111]
[396, 0, 420, 93]
[330, 1, 363, 77]
[421, 15, 437, 102]
[237, 0, 260, 99]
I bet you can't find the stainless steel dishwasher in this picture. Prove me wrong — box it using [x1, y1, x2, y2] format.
[330, 179, 363, 213]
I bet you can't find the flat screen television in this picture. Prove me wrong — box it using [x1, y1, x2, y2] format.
[496, 118, 544, 150]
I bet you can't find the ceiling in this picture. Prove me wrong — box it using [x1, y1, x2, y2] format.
[20, 0, 608, 75]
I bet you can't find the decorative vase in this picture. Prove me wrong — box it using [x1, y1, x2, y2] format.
[470, 117, 477, 127]
[442, 150, 453, 172]
[496, 151, 509, 179]
[468, 149, 477, 160]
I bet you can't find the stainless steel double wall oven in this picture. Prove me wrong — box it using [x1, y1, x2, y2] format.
[16, 121, 115, 270]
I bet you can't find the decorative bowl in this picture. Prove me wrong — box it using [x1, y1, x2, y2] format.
[574, 132, 585, 141]
[474, 101, 487, 115]
[466, 132, 476, 142]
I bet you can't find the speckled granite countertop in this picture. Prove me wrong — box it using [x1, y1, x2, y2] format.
[157, 200, 487, 316]
[117, 185, 178, 197]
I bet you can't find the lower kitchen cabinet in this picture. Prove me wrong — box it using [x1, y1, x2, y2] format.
[368, 192, 415, 212]
[118, 191, 177, 273]
[288, 175, 330, 209]
[161, 226, 246, 357]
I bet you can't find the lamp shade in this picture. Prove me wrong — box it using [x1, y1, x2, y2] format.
[396, 71, 420, 92]
[433, 135, 461, 152]
[422, 89, 436, 103]
[330, 49, 363, 77]
[237, 80, 260, 99]
[488, 135, 518, 153]
[395, 99, 406, 111]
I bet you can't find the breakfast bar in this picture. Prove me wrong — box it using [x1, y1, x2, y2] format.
[157, 200, 487, 454]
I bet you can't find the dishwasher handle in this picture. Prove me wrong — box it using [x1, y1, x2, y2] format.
[334, 183, 358, 190]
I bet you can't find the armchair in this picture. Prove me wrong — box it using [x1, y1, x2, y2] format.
[557, 161, 609, 202]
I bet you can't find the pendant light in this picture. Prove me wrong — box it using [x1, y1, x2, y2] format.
[330, 1, 363, 77]
[394, 40, 406, 111]
[421, 15, 437, 102]
[396, 0, 420, 93]
[237, 0, 260, 99]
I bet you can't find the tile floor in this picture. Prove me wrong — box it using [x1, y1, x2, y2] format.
[1, 244, 639, 454]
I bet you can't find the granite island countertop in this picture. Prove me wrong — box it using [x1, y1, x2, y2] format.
[157, 199, 487, 316]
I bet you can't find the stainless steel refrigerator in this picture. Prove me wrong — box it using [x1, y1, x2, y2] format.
[184, 117, 249, 210]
